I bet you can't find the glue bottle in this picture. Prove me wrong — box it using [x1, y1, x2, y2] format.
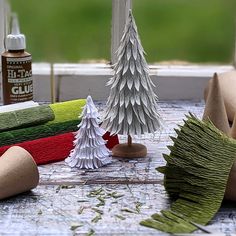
[1, 14, 33, 105]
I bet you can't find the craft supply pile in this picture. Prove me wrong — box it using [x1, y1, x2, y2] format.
[1, 9, 236, 235]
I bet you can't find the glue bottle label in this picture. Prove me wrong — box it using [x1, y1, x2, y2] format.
[2, 55, 33, 104]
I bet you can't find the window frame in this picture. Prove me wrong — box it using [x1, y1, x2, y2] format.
[0, 0, 235, 103]
[0, 0, 10, 59]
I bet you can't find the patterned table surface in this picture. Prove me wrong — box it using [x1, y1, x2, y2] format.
[0, 100, 236, 236]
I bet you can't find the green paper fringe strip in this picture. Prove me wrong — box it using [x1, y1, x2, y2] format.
[0, 105, 54, 132]
[0, 119, 79, 146]
[140, 114, 236, 234]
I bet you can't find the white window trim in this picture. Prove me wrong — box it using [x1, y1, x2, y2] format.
[0, 0, 236, 103]
[0, 0, 10, 59]
[32, 63, 234, 103]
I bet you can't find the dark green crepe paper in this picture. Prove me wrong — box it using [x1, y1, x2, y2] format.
[0, 105, 55, 132]
[0, 119, 80, 146]
[140, 114, 236, 234]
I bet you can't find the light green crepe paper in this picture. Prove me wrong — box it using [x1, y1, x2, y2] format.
[49, 99, 86, 123]
[140, 113, 236, 234]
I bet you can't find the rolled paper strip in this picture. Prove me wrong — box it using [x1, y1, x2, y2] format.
[103, 132, 119, 150]
[0, 105, 54, 132]
[204, 70, 236, 122]
[0, 119, 79, 147]
[141, 114, 236, 234]
[0, 101, 39, 113]
[0, 146, 39, 200]
[49, 99, 86, 123]
[0, 99, 85, 133]
[0, 132, 119, 165]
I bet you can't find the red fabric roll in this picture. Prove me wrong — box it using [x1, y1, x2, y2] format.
[0, 132, 119, 165]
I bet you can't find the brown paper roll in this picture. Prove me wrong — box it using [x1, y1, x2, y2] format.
[0, 146, 39, 200]
[204, 70, 236, 122]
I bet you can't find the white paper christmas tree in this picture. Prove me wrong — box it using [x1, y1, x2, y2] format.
[102, 10, 162, 158]
[65, 96, 112, 169]
[102, 10, 162, 137]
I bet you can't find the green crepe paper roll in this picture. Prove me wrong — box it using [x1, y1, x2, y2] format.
[0, 119, 79, 146]
[140, 114, 236, 234]
[0, 105, 54, 132]
[49, 99, 86, 123]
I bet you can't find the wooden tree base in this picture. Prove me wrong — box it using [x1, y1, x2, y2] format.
[112, 143, 147, 158]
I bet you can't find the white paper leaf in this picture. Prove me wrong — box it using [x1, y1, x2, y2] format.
[111, 75, 120, 89]
[140, 76, 148, 90]
[120, 92, 125, 106]
[134, 92, 140, 105]
[123, 61, 129, 75]
[119, 106, 125, 124]
[125, 97, 129, 108]
[106, 77, 115, 86]
[134, 79, 140, 91]
[127, 77, 133, 90]
[130, 60, 135, 75]
[130, 96, 135, 106]
[127, 44, 132, 60]
[127, 48, 132, 60]
[127, 111, 133, 125]
[142, 94, 148, 107]
[116, 63, 123, 74]
[137, 105, 146, 125]
[118, 111, 125, 124]
[114, 94, 119, 106]
[120, 79, 126, 91]
[110, 122, 118, 135]
[132, 43, 138, 60]
[136, 60, 142, 74]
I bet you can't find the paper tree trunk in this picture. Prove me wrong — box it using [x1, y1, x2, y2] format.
[141, 114, 236, 234]
[65, 96, 111, 169]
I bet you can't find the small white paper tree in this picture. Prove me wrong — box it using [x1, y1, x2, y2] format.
[65, 95, 112, 169]
[102, 10, 162, 158]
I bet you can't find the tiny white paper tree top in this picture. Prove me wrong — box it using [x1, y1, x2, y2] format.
[102, 10, 162, 136]
[65, 95, 112, 169]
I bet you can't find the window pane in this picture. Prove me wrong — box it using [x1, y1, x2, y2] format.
[134, 0, 236, 63]
[9, 0, 111, 62]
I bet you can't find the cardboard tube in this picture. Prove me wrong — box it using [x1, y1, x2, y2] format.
[0, 146, 39, 200]
[225, 161, 236, 201]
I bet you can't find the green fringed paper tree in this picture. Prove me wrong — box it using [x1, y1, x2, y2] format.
[140, 114, 236, 234]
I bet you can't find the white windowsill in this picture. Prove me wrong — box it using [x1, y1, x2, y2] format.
[31, 63, 234, 103]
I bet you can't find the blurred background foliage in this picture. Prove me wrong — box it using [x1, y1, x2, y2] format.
[10, 0, 236, 63]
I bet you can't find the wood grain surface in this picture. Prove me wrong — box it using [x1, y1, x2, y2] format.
[0, 101, 235, 236]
